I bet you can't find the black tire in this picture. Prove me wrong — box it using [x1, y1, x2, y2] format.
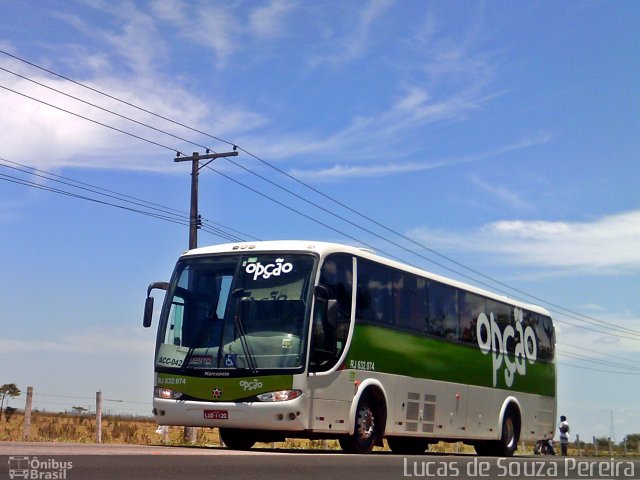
[497, 408, 520, 457]
[473, 441, 493, 456]
[339, 393, 383, 454]
[473, 407, 520, 457]
[387, 437, 430, 455]
[219, 428, 256, 450]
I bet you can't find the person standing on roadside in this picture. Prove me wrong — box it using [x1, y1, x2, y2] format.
[559, 415, 570, 456]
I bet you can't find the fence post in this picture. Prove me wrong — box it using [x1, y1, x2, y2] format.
[593, 436, 598, 456]
[22, 387, 33, 441]
[184, 426, 197, 444]
[96, 390, 102, 443]
[576, 434, 581, 456]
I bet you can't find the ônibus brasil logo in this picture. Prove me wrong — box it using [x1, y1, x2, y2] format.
[244, 258, 293, 281]
[476, 307, 537, 388]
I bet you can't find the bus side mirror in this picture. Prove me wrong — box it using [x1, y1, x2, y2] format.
[143, 282, 169, 328]
[143, 297, 154, 328]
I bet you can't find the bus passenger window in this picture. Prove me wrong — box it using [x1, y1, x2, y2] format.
[534, 314, 554, 360]
[428, 282, 458, 339]
[459, 292, 485, 344]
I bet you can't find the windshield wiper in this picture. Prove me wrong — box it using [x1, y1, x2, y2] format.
[231, 288, 259, 374]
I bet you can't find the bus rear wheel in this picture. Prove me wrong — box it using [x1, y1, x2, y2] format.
[387, 436, 430, 455]
[339, 393, 383, 454]
[474, 407, 520, 457]
[497, 408, 520, 456]
[219, 428, 256, 450]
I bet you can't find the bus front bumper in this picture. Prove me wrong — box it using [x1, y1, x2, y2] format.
[152, 396, 309, 430]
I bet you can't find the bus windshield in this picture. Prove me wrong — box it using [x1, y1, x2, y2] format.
[155, 253, 316, 372]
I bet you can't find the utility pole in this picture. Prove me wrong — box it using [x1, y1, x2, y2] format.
[610, 410, 616, 444]
[174, 150, 237, 444]
[96, 390, 102, 444]
[22, 386, 33, 441]
[174, 150, 238, 250]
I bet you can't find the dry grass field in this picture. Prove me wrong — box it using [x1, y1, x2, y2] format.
[1, 411, 633, 457]
[0, 411, 475, 452]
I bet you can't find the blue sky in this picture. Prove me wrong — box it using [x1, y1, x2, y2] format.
[0, 1, 639, 441]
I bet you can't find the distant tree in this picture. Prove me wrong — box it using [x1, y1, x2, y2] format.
[71, 406, 88, 415]
[4, 406, 17, 422]
[0, 383, 20, 421]
[621, 434, 640, 451]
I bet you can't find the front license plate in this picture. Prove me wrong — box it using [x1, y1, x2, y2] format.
[204, 409, 228, 420]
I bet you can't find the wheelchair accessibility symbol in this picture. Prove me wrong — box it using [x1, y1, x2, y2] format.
[224, 353, 238, 368]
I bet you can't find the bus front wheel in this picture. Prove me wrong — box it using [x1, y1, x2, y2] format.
[219, 428, 256, 450]
[339, 392, 384, 454]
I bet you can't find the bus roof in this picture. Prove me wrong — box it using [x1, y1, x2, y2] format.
[184, 240, 552, 317]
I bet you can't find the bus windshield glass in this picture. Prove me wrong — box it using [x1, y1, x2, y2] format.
[155, 253, 316, 372]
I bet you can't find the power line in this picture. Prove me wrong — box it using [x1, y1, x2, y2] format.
[218, 154, 640, 338]
[201, 167, 640, 340]
[0, 156, 257, 242]
[204, 164, 400, 260]
[560, 341, 640, 366]
[1, 159, 186, 223]
[1, 172, 187, 224]
[557, 362, 640, 375]
[556, 349, 640, 372]
[2, 49, 637, 339]
[0, 166, 243, 243]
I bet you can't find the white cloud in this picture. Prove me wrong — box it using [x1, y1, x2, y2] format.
[242, 86, 504, 165]
[287, 135, 551, 181]
[0, 327, 154, 356]
[470, 174, 534, 211]
[249, 0, 296, 39]
[151, 0, 295, 65]
[309, 0, 394, 67]
[290, 162, 432, 181]
[0, 12, 268, 172]
[409, 209, 640, 274]
[0, 2, 532, 180]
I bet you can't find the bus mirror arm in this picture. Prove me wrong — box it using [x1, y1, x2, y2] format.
[143, 282, 170, 328]
[314, 284, 330, 300]
[147, 281, 170, 297]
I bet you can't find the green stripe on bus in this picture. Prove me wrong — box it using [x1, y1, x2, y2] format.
[345, 324, 555, 397]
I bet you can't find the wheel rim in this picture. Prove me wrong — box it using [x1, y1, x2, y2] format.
[357, 403, 375, 440]
[504, 417, 515, 449]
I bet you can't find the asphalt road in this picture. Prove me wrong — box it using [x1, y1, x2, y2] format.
[1, 443, 638, 480]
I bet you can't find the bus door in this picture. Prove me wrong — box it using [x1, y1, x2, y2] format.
[307, 254, 355, 434]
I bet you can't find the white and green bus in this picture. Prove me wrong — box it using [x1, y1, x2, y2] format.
[143, 240, 556, 455]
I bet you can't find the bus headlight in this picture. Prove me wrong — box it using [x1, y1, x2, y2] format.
[256, 390, 302, 402]
[154, 387, 183, 400]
